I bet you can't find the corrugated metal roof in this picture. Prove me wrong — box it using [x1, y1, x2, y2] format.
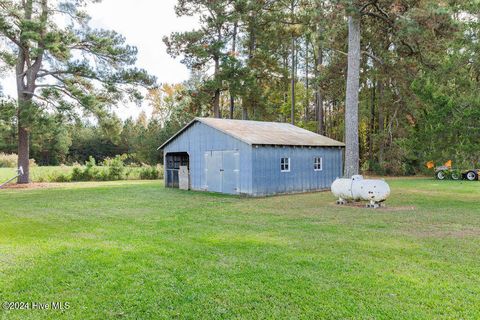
[159, 117, 345, 149]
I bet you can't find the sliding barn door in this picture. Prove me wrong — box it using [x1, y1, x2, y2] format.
[205, 150, 240, 194]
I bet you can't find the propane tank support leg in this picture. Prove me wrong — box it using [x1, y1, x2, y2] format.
[366, 200, 381, 209]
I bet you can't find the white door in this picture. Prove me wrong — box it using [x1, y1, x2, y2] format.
[205, 150, 240, 194]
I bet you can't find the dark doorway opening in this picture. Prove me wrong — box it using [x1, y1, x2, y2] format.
[165, 152, 189, 188]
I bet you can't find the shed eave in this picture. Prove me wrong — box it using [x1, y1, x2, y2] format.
[252, 143, 345, 148]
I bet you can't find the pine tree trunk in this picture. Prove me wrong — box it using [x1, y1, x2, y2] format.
[17, 122, 30, 184]
[291, 35, 296, 125]
[315, 41, 324, 135]
[229, 21, 238, 119]
[369, 81, 376, 164]
[330, 100, 336, 138]
[344, 15, 361, 177]
[316, 91, 324, 135]
[16, 48, 31, 184]
[16, 94, 31, 184]
[242, 105, 248, 120]
[213, 55, 221, 118]
[213, 90, 220, 118]
[377, 80, 385, 164]
[313, 3, 325, 135]
[305, 37, 309, 122]
[213, 24, 222, 119]
[244, 20, 256, 120]
[229, 96, 234, 119]
[290, 0, 296, 125]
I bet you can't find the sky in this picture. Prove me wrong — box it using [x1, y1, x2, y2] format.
[0, 0, 198, 119]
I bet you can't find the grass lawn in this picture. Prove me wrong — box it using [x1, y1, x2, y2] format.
[0, 178, 479, 319]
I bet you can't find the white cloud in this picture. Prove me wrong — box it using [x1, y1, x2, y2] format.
[1, 0, 198, 119]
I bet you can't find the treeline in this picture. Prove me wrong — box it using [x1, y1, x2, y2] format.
[0, 113, 163, 166]
[0, 84, 191, 166]
[162, 0, 480, 174]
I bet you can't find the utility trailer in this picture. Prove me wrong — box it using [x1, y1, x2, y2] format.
[431, 163, 479, 181]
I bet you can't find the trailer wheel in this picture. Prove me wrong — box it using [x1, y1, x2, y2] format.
[436, 171, 446, 180]
[451, 172, 460, 180]
[466, 171, 478, 181]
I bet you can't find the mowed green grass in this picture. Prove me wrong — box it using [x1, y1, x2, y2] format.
[0, 178, 479, 319]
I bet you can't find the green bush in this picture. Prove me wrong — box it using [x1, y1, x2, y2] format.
[69, 156, 129, 182]
[53, 173, 71, 183]
[139, 166, 161, 180]
[0, 153, 17, 168]
[71, 167, 84, 181]
[103, 155, 126, 181]
[71, 157, 101, 181]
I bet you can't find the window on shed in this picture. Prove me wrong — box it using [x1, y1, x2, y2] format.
[281, 157, 290, 172]
[314, 157, 323, 171]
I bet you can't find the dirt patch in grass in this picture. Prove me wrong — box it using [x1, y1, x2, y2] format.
[335, 201, 416, 211]
[1, 183, 63, 190]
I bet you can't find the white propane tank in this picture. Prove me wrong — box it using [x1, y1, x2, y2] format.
[331, 175, 390, 208]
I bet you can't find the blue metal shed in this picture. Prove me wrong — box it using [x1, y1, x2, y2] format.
[158, 117, 345, 196]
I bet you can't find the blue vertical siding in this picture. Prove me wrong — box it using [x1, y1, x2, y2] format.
[251, 146, 343, 196]
[163, 122, 252, 194]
